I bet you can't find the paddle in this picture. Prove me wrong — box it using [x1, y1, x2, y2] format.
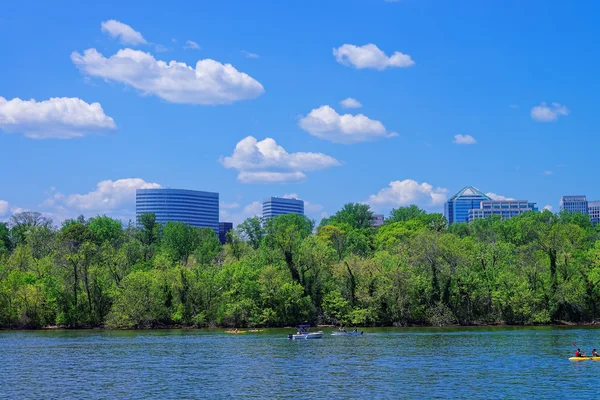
[572, 343, 588, 357]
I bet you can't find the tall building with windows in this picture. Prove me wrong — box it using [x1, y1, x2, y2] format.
[444, 186, 491, 224]
[587, 201, 600, 225]
[219, 222, 233, 244]
[136, 188, 219, 233]
[560, 196, 589, 215]
[371, 214, 385, 227]
[262, 197, 304, 219]
[468, 200, 537, 222]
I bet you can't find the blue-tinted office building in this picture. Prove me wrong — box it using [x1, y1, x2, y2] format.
[468, 200, 537, 222]
[263, 197, 304, 219]
[219, 222, 233, 244]
[444, 186, 491, 224]
[136, 188, 219, 233]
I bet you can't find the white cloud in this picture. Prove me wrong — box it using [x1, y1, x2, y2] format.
[486, 193, 515, 201]
[241, 50, 259, 59]
[44, 178, 161, 213]
[100, 20, 147, 45]
[220, 136, 340, 183]
[0, 200, 8, 216]
[0, 96, 116, 139]
[531, 102, 569, 122]
[220, 200, 262, 226]
[366, 179, 448, 210]
[543, 170, 553, 175]
[544, 205, 553, 211]
[237, 171, 306, 184]
[452, 134, 476, 145]
[340, 97, 362, 109]
[333, 43, 414, 70]
[71, 48, 265, 105]
[184, 40, 200, 50]
[299, 105, 396, 144]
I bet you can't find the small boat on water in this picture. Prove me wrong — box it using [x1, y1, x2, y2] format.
[225, 330, 246, 334]
[331, 328, 363, 336]
[288, 324, 323, 340]
[248, 329, 264, 333]
[569, 356, 600, 361]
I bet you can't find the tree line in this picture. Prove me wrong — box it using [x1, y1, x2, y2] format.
[1, 204, 600, 329]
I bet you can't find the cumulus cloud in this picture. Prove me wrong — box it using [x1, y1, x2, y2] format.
[219, 200, 263, 226]
[333, 44, 414, 70]
[43, 178, 161, 214]
[340, 97, 362, 109]
[237, 171, 306, 184]
[366, 179, 448, 210]
[299, 105, 396, 144]
[241, 50, 259, 59]
[543, 205, 553, 211]
[0, 200, 8, 216]
[531, 102, 569, 122]
[486, 193, 515, 201]
[452, 134, 476, 145]
[71, 48, 265, 105]
[220, 136, 340, 183]
[184, 40, 200, 50]
[100, 20, 147, 45]
[0, 96, 116, 139]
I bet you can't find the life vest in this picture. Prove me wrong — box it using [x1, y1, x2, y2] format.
[575, 351, 581, 357]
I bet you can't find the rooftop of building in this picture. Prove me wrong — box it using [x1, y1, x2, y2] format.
[136, 188, 218, 197]
[263, 196, 304, 203]
[447, 186, 491, 202]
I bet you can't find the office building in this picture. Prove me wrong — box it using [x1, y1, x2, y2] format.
[136, 188, 219, 233]
[444, 186, 491, 224]
[560, 196, 588, 215]
[219, 222, 233, 244]
[468, 200, 538, 222]
[587, 201, 600, 225]
[262, 197, 304, 219]
[371, 214, 385, 227]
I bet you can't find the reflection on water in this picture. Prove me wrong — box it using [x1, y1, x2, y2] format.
[1, 326, 599, 398]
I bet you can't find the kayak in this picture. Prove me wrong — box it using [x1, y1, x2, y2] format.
[569, 356, 600, 361]
[248, 329, 264, 333]
[225, 330, 246, 334]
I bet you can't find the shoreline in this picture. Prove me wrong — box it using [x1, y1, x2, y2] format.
[3, 320, 600, 332]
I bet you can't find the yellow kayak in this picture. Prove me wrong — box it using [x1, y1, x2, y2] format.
[225, 330, 247, 334]
[569, 356, 600, 361]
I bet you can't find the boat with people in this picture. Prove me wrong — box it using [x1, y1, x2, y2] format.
[569, 356, 600, 361]
[225, 329, 246, 334]
[288, 324, 323, 340]
[331, 327, 364, 336]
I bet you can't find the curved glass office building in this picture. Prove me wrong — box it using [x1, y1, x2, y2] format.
[136, 188, 219, 233]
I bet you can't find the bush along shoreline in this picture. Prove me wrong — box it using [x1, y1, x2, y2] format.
[2, 204, 600, 330]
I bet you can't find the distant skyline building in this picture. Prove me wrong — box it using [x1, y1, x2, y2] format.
[444, 186, 491, 224]
[588, 201, 600, 225]
[262, 197, 304, 219]
[468, 200, 538, 222]
[219, 222, 233, 244]
[371, 214, 385, 227]
[560, 195, 589, 215]
[136, 188, 219, 234]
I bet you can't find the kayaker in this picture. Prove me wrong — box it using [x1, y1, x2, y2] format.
[592, 349, 599, 357]
[575, 348, 585, 357]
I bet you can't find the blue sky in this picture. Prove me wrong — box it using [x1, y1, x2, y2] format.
[1, 0, 599, 225]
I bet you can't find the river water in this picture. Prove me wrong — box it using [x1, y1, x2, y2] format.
[1, 326, 599, 399]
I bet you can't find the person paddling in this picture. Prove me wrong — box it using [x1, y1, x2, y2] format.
[592, 349, 599, 357]
[575, 348, 586, 357]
